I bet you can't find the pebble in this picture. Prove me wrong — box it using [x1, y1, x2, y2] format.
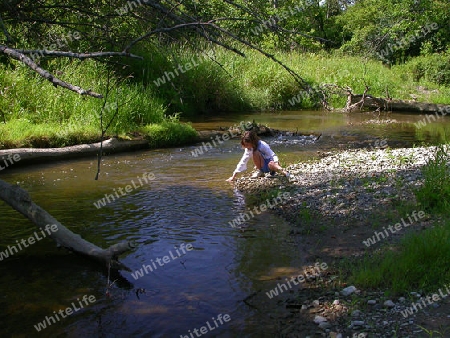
[351, 310, 362, 317]
[319, 321, 332, 330]
[341, 286, 357, 297]
[314, 315, 328, 324]
[351, 320, 365, 327]
[384, 300, 395, 308]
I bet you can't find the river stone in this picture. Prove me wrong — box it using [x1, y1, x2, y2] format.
[367, 299, 377, 305]
[384, 300, 395, 308]
[314, 315, 328, 324]
[319, 321, 332, 330]
[351, 310, 362, 317]
[341, 285, 357, 296]
[351, 320, 365, 327]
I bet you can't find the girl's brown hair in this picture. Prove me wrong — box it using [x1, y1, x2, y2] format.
[240, 130, 260, 150]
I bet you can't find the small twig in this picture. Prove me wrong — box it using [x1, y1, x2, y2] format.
[242, 290, 261, 310]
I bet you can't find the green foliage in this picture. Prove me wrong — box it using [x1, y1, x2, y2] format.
[407, 52, 450, 86]
[348, 217, 450, 295]
[337, 0, 450, 64]
[414, 144, 450, 213]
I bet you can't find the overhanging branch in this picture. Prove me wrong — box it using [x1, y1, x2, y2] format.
[0, 45, 103, 98]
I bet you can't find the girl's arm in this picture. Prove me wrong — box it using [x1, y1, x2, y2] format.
[227, 148, 252, 181]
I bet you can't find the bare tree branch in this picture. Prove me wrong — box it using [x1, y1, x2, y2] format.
[124, 22, 218, 52]
[0, 45, 104, 98]
[16, 49, 143, 60]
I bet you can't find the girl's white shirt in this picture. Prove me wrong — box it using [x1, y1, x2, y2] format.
[233, 140, 278, 174]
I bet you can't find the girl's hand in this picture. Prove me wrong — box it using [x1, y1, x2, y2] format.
[226, 176, 235, 182]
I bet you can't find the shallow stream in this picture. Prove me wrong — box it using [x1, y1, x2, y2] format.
[0, 109, 448, 337]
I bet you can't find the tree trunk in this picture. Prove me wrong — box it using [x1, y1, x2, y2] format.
[0, 179, 133, 271]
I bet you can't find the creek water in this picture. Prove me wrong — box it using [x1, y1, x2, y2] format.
[0, 110, 448, 337]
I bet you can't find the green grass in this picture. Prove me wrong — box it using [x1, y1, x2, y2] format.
[1, 45, 450, 149]
[127, 45, 450, 114]
[0, 119, 100, 148]
[347, 217, 450, 296]
[340, 147, 450, 296]
[140, 119, 198, 148]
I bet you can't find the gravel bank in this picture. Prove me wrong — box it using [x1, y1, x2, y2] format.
[235, 146, 439, 224]
[234, 145, 448, 337]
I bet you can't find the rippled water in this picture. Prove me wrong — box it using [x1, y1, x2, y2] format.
[0, 110, 448, 337]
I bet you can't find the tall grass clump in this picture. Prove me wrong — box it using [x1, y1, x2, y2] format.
[348, 218, 450, 295]
[140, 115, 198, 148]
[414, 144, 450, 213]
[125, 44, 253, 115]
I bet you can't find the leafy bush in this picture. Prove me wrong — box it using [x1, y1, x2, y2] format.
[415, 144, 450, 213]
[408, 53, 450, 86]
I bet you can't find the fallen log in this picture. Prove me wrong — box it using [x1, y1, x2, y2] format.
[0, 137, 149, 165]
[0, 179, 134, 271]
[350, 95, 450, 113]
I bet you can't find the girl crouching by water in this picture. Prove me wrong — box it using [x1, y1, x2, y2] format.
[226, 131, 290, 182]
